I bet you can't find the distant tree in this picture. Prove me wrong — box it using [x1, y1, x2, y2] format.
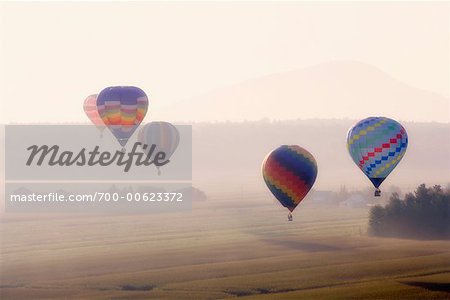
[368, 184, 450, 239]
[368, 205, 385, 236]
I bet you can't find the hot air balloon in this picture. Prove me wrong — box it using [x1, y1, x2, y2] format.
[83, 94, 105, 137]
[96, 86, 148, 149]
[347, 117, 408, 197]
[262, 145, 318, 221]
[138, 122, 180, 175]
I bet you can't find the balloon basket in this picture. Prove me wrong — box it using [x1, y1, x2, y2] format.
[374, 188, 381, 197]
[288, 212, 293, 222]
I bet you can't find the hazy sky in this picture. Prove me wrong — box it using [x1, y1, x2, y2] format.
[0, 2, 449, 123]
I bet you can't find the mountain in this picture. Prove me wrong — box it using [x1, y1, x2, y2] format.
[171, 61, 449, 122]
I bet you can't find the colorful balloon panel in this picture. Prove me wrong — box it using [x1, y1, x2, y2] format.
[138, 122, 180, 160]
[347, 117, 408, 188]
[262, 145, 318, 212]
[96, 86, 148, 147]
[83, 94, 105, 132]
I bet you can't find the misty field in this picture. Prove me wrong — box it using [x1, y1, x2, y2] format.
[1, 196, 449, 300]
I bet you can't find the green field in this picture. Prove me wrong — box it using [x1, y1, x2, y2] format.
[1, 197, 449, 299]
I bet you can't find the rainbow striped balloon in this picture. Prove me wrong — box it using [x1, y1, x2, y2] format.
[347, 117, 408, 192]
[97, 86, 148, 147]
[262, 145, 318, 212]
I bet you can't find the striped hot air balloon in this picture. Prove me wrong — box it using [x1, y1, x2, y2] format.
[96, 86, 148, 148]
[347, 117, 408, 196]
[262, 145, 318, 221]
[138, 122, 180, 175]
[83, 94, 105, 137]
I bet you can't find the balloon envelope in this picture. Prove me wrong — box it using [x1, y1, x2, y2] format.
[262, 145, 318, 212]
[96, 86, 148, 147]
[347, 117, 408, 189]
[83, 94, 105, 133]
[138, 122, 180, 160]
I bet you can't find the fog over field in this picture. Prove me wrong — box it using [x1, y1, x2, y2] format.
[1, 120, 449, 197]
[191, 119, 450, 194]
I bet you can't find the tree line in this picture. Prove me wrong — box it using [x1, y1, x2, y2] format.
[369, 184, 450, 239]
